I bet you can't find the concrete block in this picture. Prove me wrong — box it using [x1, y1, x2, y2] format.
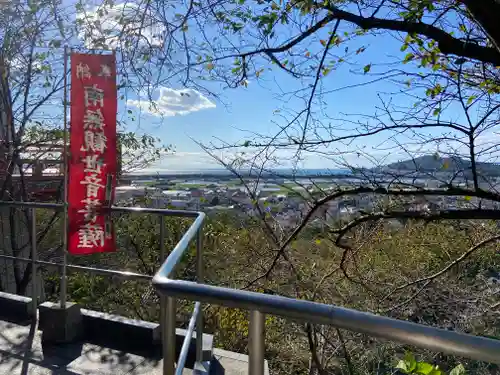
[0, 291, 34, 323]
[80, 309, 213, 363]
[175, 327, 213, 363]
[38, 301, 83, 344]
[212, 348, 270, 375]
[81, 308, 160, 353]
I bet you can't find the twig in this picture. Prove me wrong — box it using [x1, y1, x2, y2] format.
[383, 234, 500, 301]
[336, 328, 355, 375]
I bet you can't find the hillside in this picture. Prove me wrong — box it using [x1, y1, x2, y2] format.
[385, 155, 500, 176]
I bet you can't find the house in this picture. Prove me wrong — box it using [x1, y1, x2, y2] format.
[162, 190, 191, 200]
[230, 190, 251, 205]
[169, 199, 189, 209]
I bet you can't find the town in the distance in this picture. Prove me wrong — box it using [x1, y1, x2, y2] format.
[21, 144, 500, 231]
[113, 154, 500, 229]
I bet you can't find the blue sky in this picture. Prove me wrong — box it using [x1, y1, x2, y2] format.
[74, 2, 485, 173]
[121, 31, 408, 172]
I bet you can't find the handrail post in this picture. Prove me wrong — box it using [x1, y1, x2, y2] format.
[195, 225, 204, 363]
[30, 208, 38, 316]
[249, 310, 265, 375]
[60, 45, 69, 310]
[159, 215, 166, 260]
[163, 296, 177, 375]
[159, 215, 176, 375]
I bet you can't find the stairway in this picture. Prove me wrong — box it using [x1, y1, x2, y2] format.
[0, 292, 268, 375]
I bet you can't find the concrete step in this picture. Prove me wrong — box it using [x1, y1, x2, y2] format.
[81, 308, 214, 363]
[0, 318, 268, 374]
[0, 293, 269, 374]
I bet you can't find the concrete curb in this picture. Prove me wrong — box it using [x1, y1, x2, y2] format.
[0, 291, 34, 323]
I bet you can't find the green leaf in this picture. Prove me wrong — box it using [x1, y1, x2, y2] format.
[363, 64, 371, 74]
[404, 352, 417, 372]
[415, 362, 435, 375]
[396, 360, 410, 373]
[449, 364, 466, 375]
[242, 140, 251, 147]
[464, 196, 471, 201]
[396, 352, 417, 373]
[467, 96, 476, 105]
[433, 108, 441, 116]
[403, 53, 414, 63]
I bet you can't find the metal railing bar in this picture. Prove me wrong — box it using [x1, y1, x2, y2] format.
[110, 206, 199, 218]
[163, 296, 177, 375]
[175, 302, 201, 375]
[30, 208, 38, 316]
[159, 214, 168, 374]
[160, 215, 166, 261]
[155, 212, 206, 279]
[195, 227, 204, 364]
[0, 201, 64, 210]
[249, 310, 265, 375]
[152, 278, 500, 365]
[154, 212, 205, 375]
[0, 200, 207, 375]
[0, 200, 200, 217]
[0, 254, 152, 281]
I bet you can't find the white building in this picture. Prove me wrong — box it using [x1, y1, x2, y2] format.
[115, 186, 158, 201]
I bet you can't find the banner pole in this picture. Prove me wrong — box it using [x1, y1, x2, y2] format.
[60, 45, 69, 309]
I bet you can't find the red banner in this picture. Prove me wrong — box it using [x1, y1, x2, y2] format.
[68, 53, 117, 255]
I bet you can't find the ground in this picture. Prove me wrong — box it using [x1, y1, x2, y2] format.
[0, 318, 263, 375]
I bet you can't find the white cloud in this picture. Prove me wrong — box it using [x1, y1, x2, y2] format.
[127, 87, 216, 117]
[7, 55, 46, 79]
[133, 151, 219, 174]
[77, 2, 165, 49]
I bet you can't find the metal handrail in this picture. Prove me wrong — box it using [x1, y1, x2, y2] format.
[0, 201, 201, 284]
[156, 211, 206, 375]
[0, 200, 207, 375]
[0, 200, 200, 217]
[4, 199, 500, 374]
[0, 254, 152, 281]
[153, 243, 500, 374]
[176, 301, 201, 375]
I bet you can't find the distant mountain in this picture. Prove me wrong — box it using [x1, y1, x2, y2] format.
[384, 155, 500, 176]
